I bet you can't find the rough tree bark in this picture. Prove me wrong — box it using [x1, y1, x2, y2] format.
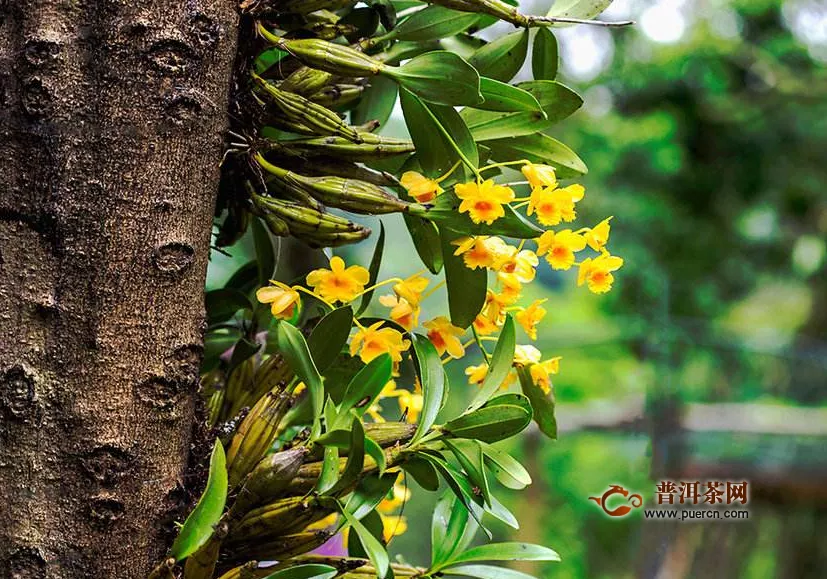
[0, 1, 238, 577]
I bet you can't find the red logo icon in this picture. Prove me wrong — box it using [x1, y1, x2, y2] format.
[589, 484, 643, 517]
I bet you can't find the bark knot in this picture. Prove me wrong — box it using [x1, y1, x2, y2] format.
[0, 365, 37, 420]
[80, 444, 134, 486]
[152, 241, 195, 275]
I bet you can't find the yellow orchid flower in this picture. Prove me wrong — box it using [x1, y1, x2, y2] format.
[400, 170, 443, 203]
[455, 179, 515, 225]
[521, 162, 558, 189]
[583, 216, 613, 251]
[537, 229, 588, 271]
[515, 299, 547, 340]
[424, 316, 466, 359]
[349, 321, 411, 365]
[256, 280, 300, 319]
[530, 356, 561, 395]
[494, 246, 539, 283]
[577, 251, 624, 294]
[379, 294, 419, 331]
[306, 256, 370, 303]
[393, 272, 429, 306]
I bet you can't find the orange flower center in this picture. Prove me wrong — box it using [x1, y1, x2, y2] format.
[428, 330, 446, 351]
[474, 200, 494, 212]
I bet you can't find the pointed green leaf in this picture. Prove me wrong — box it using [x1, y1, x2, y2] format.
[485, 493, 519, 529]
[419, 451, 490, 537]
[390, 51, 482, 106]
[347, 509, 385, 560]
[517, 80, 583, 123]
[316, 445, 340, 494]
[352, 75, 398, 129]
[475, 78, 543, 112]
[547, 0, 614, 21]
[460, 108, 548, 141]
[443, 405, 531, 443]
[447, 542, 561, 565]
[169, 441, 227, 561]
[308, 306, 354, 374]
[485, 133, 587, 178]
[517, 366, 557, 439]
[205, 288, 252, 326]
[403, 456, 440, 491]
[404, 214, 444, 274]
[389, 5, 482, 41]
[479, 441, 532, 490]
[364, 435, 387, 476]
[442, 564, 538, 579]
[440, 229, 487, 329]
[444, 439, 491, 506]
[356, 223, 385, 316]
[324, 417, 366, 496]
[401, 88, 476, 176]
[431, 492, 479, 567]
[532, 28, 559, 80]
[411, 333, 447, 443]
[339, 354, 393, 421]
[346, 472, 398, 520]
[468, 29, 529, 82]
[340, 507, 390, 578]
[467, 315, 516, 412]
[275, 320, 324, 439]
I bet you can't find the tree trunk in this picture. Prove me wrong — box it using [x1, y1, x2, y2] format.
[0, 1, 238, 577]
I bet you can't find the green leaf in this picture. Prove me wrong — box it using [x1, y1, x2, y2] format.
[467, 315, 516, 412]
[404, 214, 444, 274]
[532, 28, 558, 80]
[416, 192, 543, 238]
[202, 328, 241, 372]
[324, 417, 366, 496]
[252, 217, 277, 287]
[402, 456, 440, 491]
[400, 88, 461, 176]
[340, 506, 390, 578]
[316, 444, 340, 494]
[254, 47, 289, 75]
[205, 288, 252, 326]
[352, 75, 398, 128]
[346, 472, 398, 520]
[389, 51, 483, 106]
[364, 435, 387, 475]
[308, 306, 354, 374]
[468, 29, 529, 83]
[485, 133, 587, 178]
[516, 80, 583, 124]
[460, 108, 548, 141]
[484, 392, 532, 414]
[444, 439, 490, 506]
[275, 321, 324, 439]
[419, 451, 489, 537]
[410, 333, 447, 444]
[262, 564, 338, 579]
[347, 509, 385, 560]
[479, 441, 532, 490]
[440, 229, 487, 329]
[225, 260, 259, 296]
[485, 493, 519, 529]
[475, 78, 543, 112]
[169, 441, 227, 561]
[547, 0, 614, 21]
[447, 542, 560, 565]
[389, 5, 482, 41]
[442, 564, 537, 579]
[442, 405, 531, 443]
[356, 223, 385, 316]
[431, 492, 478, 567]
[339, 354, 393, 420]
[517, 366, 557, 439]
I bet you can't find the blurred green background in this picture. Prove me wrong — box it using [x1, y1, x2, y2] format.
[208, 0, 827, 576]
